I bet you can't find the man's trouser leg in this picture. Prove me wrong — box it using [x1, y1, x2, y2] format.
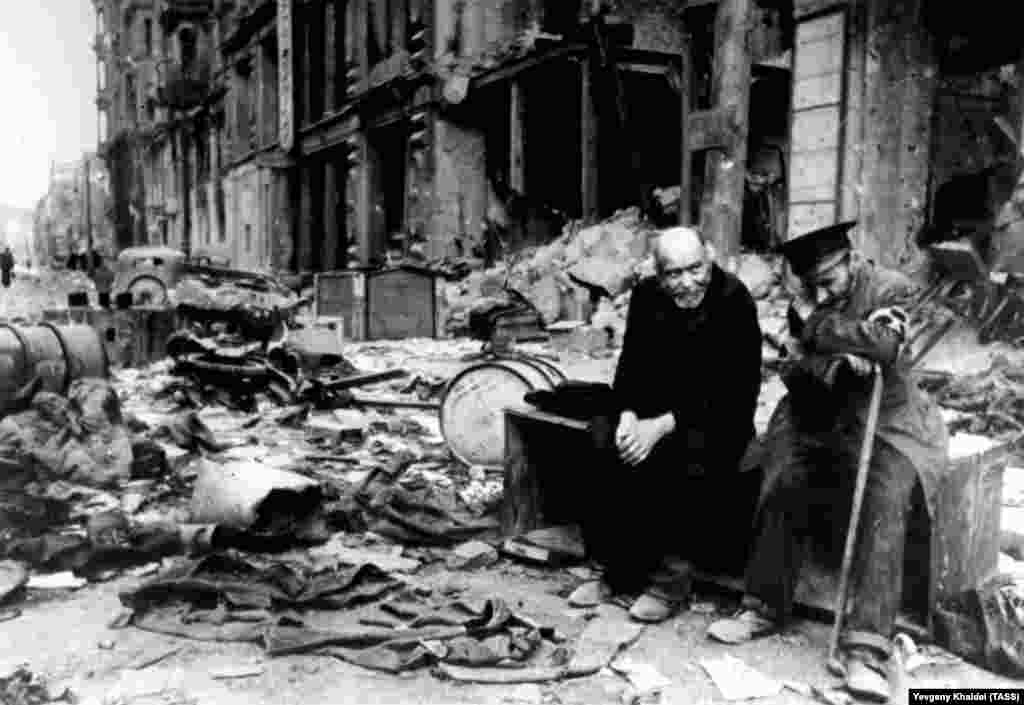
[744, 433, 836, 622]
[578, 420, 678, 595]
[843, 441, 916, 646]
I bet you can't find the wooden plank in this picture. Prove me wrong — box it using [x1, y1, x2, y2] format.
[471, 45, 587, 90]
[502, 410, 543, 535]
[687, 107, 741, 152]
[505, 406, 591, 431]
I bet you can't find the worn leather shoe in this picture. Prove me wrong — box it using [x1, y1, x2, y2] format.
[629, 592, 680, 623]
[844, 647, 891, 703]
[568, 580, 613, 608]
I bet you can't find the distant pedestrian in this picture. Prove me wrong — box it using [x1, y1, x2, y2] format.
[0, 247, 15, 288]
[92, 256, 115, 308]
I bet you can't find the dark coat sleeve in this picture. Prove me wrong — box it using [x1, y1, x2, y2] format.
[679, 283, 762, 469]
[800, 311, 902, 366]
[612, 283, 648, 413]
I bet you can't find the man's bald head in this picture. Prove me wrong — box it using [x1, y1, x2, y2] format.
[652, 227, 714, 309]
[653, 226, 707, 267]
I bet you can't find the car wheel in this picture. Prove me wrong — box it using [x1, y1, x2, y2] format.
[126, 276, 169, 306]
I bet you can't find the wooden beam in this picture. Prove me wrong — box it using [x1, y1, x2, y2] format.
[679, 35, 692, 226]
[580, 58, 599, 221]
[472, 45, 587, 90]
[510, 80, 525, 193]
[700, 0, 752, 257]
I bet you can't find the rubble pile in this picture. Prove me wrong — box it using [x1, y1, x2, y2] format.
[920, 355, 1024, 441]
[443, 207, 789, 355]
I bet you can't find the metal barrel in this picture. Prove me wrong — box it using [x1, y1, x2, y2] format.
[0, 323, 109, 406]
[440, 354, 566, 467]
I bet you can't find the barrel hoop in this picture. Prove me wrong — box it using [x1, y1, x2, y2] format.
[440, 361, 541, 467]
[38, 322, 73, 393]
[516, 353, 567, 386]
[0, 324, 31, 387]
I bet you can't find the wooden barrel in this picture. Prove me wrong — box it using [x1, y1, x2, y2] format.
[440, 356, 566, 467]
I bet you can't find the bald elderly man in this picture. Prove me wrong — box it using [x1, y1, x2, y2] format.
[569, 226, 763, 622]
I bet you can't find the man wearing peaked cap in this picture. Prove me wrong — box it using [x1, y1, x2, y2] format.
[777, 220, 857, 280]
[709, 220, 949, 702]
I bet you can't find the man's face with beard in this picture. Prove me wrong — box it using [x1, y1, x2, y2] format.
[803, 252, 854, 308]
[654, 228, 713, 309]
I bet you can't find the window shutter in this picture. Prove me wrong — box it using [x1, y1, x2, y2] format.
[786, 9, 847, 239]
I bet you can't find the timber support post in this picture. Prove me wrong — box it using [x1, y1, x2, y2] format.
[700, 0, 752, 257]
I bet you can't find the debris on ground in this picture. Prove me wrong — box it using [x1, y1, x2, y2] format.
[442, 207, 785, 349]
[919, 355, 1024, 440]
[447, 540, 499, 570]
[0, 667, 74, 705]
[700, 654, 783, 700]
[609, 656, 673, 698]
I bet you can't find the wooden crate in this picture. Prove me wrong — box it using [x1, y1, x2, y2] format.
[314, 271, 367, 341]
[365, 267, 439, 341]
[502, 405, 1010, 635]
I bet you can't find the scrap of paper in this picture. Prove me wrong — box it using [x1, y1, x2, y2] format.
[700, 654, 783, 700]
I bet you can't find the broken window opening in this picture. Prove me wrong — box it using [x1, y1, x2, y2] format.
[744, 66, 791, 252]
[597, 66, 682, 220]
[144, 18, 153, 56]
[261, 37, 280, 147]
[522, 59, 581, 227]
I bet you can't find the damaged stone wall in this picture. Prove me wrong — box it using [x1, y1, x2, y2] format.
[406, 96, 437, 256]
[431, 115, 489, 260]
[606, 0, 686, 54]
[344, 131, 366, 267]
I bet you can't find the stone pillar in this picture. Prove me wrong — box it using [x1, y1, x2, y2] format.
[298, 163, 314, 271]
[322, 160, 340, 270]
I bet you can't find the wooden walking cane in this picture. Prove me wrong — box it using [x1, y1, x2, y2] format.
[827, 361, 885, 675]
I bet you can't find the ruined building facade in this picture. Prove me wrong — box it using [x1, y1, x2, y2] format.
[94, 0, 1024, 275]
